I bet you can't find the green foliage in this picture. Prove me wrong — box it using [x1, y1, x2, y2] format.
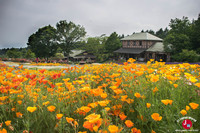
[164, 33, 191, 53]
[164, 17, 192, 55]
[76, 35, 108, 62]
[56, 47, 63, 53]
[105, 32, 121, 53]
[173, 49, 199, 62]
[0, 48, 8, 56]
[25, 49, 36, 59]
[56, 20, 86, 56]
[155, 28, 169, 39]
[6, 48, 22, 58]
[145, 28, 169, 39]
[169, 17, 191, 34]
[55, 53, 64, 59]
[190, 14, 200, 50]
[27, 25, 57, 58]
[145, 29, 155, 35]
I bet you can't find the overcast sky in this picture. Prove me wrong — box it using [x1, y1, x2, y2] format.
[0, 0, 199, 48]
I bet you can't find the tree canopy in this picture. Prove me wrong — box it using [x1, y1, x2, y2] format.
[190, 14, 200, 52]
[27, 20, 86, 59]
[27, 25, 57, 58]
[6, 48, 22, 58]
[56, 20, 86, 56]
[105, 32, 121, 53]
[163, 15, 200, 61]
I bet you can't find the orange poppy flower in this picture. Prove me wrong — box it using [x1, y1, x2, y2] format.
[161, 99, 173, 105]
[150, 75, 159, 82]
[56, 114, 63, 120]
[125, 120, 134, 127]
[43, 101, 50, 106]
[189, 102, 199, 109]
[88, 102, 98, 108]
[127, 58, 136, 63]
[186, 106, 190, 111]
[66, 117, 74, 123]
[55, 83, 63, 87]
[27, 106, 37, 113]
[153, 87, 158, 93]
[78, 131, 87, 133]
[100, 93, 107, 99]
[131, 127, 141, 133]
[0, 128, 7, 133]
[47, 105, 56, 112]
[173, 84, 178, 88]
[104, 107, 110, 111]
[85, 113, 101, 123]
[98, 100, 110, 107]
[119, 113, 127, 121]
[80, 106, 91, 113]
[5, 120, 11, 126]
[16, 112, 23, 118]
[151, 113, 162, 121]
[180, 109, 187, 116]
[146, 103, 151, 108]
[134, 93, 141, 98]
[195, 83, 200, 88]
[17, 99, 22, 104]
[108, 125, 119, 133]
[83, 121, 93, 131]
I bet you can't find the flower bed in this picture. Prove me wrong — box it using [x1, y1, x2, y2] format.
[0, 59, 199, 133]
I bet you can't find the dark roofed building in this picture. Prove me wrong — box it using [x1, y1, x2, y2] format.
[114, 32, 170, 62]
[69, 50, 96, 64]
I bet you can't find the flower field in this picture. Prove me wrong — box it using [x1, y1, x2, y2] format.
[0, 59, 199, 133]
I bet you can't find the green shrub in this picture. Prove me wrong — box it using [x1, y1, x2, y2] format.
[173, 49, 199, 62]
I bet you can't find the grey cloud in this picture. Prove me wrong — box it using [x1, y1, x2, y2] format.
[0, 0, 199, 48]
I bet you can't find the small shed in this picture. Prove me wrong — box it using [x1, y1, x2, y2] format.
[69, 50, 96, 64]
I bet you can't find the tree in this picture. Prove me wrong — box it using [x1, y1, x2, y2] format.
[6, 48, 22, 58]
[75, 35, 108, 62]
[169, 17, 191, 35]
[119, 34, 125, 39]
[145, 29, 155, 35]
[56, 20, 86, 56]
[105, 32, 121, 53]
[164, 33, 191, 54]
[164, 17, 192, 54]
[155, 28, 169, 39]
[25, 49, 36, 59]
[27, 25, 57, 59]
[190, 14, 200, 52]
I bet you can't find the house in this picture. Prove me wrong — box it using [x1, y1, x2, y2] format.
[69, 50, 96, 64]
[114, 32, 170, 62]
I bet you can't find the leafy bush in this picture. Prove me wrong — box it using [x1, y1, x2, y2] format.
[25, 49, 36, 59]
[55, 53, 64, 59]
[6, 49, 22, 58]
[173, 49, 199, 62]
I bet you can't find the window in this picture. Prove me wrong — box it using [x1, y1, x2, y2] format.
[139, 41, 142, 46]
[133, 41, 136, 45]
[127, 41, 130, 46]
